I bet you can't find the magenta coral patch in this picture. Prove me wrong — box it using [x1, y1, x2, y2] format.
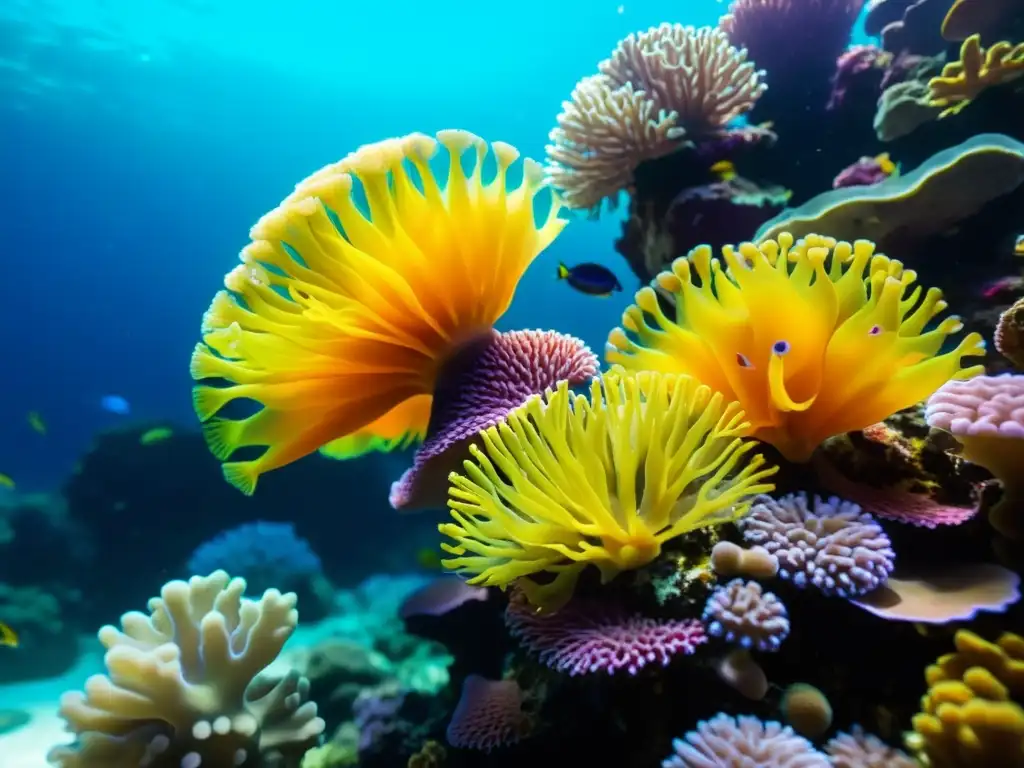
[398, 578, 488, 620]
[506, 599, 706, 676]
[446, 675, 531, 752]
[390, 329, 599, 511]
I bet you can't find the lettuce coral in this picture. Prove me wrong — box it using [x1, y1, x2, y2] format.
[47, 570, 324, 767]
[438, 372, 776, 610]
[191, 130, 565, 494]
[606, 232, 985, 462]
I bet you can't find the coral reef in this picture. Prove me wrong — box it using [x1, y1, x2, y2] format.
[928, 34, 1024, 117]
[445, 675, 532, 752]
[662, 713, 829, 767]
[826, 725, 917, 767]
[702, 578, 790, 651]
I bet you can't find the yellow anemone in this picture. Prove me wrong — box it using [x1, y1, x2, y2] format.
[606, 233, 985, 462]
[438, 371, 777, 610]
[191, 130, 566, 494]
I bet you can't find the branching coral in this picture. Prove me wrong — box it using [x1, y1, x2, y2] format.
[545, 25, 765, 212]
[906, 629, 1024, 767]
[702, 578, 790, 651]
[47, 571, 324, 767]
[190, 130, 565, 494]
[607, 232, 985, 462]
[438, 372, 777, 610]
[928, 34, 1024, 117]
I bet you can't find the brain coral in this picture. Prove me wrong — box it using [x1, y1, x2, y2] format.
[439, 372, 776, 610]
[191, 130, 565, 494]
[607, 232, 985, 462]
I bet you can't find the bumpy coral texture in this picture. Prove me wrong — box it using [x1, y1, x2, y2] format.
[907, 629, 1024, 767]
[506, 598, 707, 676]
[926, 374, 1024, 537]
[928, 34, 1024, 117]
[826, 725, 917, 768]
[702, 578, 790, 651]
[739, 493, 895, 598]
[190, 129, 566, 494]
[662, 713, 830, 767]
[438, 372, 777, 610]
[607, 232, 985, 463]
[445, 675, 531, 752]
[186, 521, 322, 595]
[545, 24, 765, 211]
[47, 571, 325, 768]
[996, 297, 1024, 369]
[389, 329, 599, 511]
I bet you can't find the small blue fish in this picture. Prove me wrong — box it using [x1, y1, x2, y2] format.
[100, 395, 131, 415]
[557, 262, 622, 297]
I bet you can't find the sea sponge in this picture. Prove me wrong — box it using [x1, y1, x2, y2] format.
[906, 629, 1024, 767]
[662, 713, 829, 767]
[505, 597, 707, 676]
[191, 130, 565, 494]
[545, 24, 765, 211]
[781, 683, 833, 738]
[47, 571, 324, 768]
[925, 374, 1024, 537]
[438, 372, 777, 610]
[607, 232, 985, 462]
[928, 34, 1024, 117]
[388, 329, 598, 511]
[445, 675, 531, 752]
[739, 493, 896, 598]
[756, 134, 1024, 246]
[702, 578, 790, 652]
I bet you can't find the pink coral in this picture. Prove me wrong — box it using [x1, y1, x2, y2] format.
[663, 713, 829, 767]
[702, 579, 790, 652]
[832, 155, 895, 188]
[389, 329, 598, 511]
[446, 675, 531, 752]
[825, 725, 917, 767]
[828, 45, 890, 110]
[505, 599, 706, 676]
[399, 578, 488, 620]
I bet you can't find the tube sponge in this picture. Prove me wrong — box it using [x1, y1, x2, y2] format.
[47, 571, 324, 768]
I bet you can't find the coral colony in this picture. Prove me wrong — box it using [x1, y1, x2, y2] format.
[21, 2, 1024, 767]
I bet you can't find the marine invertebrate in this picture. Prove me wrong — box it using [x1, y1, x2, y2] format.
[47, 571, 324, 767]
[851, 565, 1021, 623]
[191, 130, 565, 494]
[739, 493, 895, 598]
[756, 134, 1024, 245]
[398, 578, 488, 620]
[826, 725, 916, 767]
[926, 374, 1024, 537]
[702, 578, 790, 651]
[716, 648, 769, 700]
[710, 540, 779, 579]
[545, 25, 765, 211]
[608, 232, 985, 462]
[874, 79, 942, 141]
[445, 675, 531, 752]
[389, 329, 598, 511]
[662, 713, 829, 767]
[438, 372, 776, 609]
[781, 684, 833, 739]
[928, 34, 1024, 117]
[832, 154, 898, 189]
[906, 629, 1024, 767]
[828, 44, 891, 111]
[186, 521, 322, 595]
[996, 295, 1024, 369]
[505, 597, 706, 676]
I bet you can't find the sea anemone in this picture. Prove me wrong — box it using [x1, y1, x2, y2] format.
[190, 130, 565, 494]
[438, 372, 777, 610]
[739, 493, 895, 598]
[606, 232, 985, 462]
[389, 329, 598, 511]
[505, 598, 707, 676]
[702, 578, 790, 651]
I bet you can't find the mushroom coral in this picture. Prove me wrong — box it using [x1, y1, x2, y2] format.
[438, 372, 777, 610]
[191, 130, 565, 494]
[606, 232, 985, 462]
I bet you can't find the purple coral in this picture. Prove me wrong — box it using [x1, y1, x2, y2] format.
[398, 577, 488, 620]
[739, 493, 896, 598]
[702, 579, 790, 652]
[389, 329, 598, 511]
[662, 713, 830, 767]
[505, 598, 706, 676]
[832, 155, 894, 188]
[446, 675, 531, 752]
[827, 45, 889, 111]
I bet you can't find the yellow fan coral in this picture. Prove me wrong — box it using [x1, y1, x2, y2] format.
[438, 372, 777, 610]
[906, 629, 1024, 767]
[191, 130, 565, 494]
[606, 233, 985, 463]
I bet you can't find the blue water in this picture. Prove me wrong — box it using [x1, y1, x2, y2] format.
[0, 0, 871, 491]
